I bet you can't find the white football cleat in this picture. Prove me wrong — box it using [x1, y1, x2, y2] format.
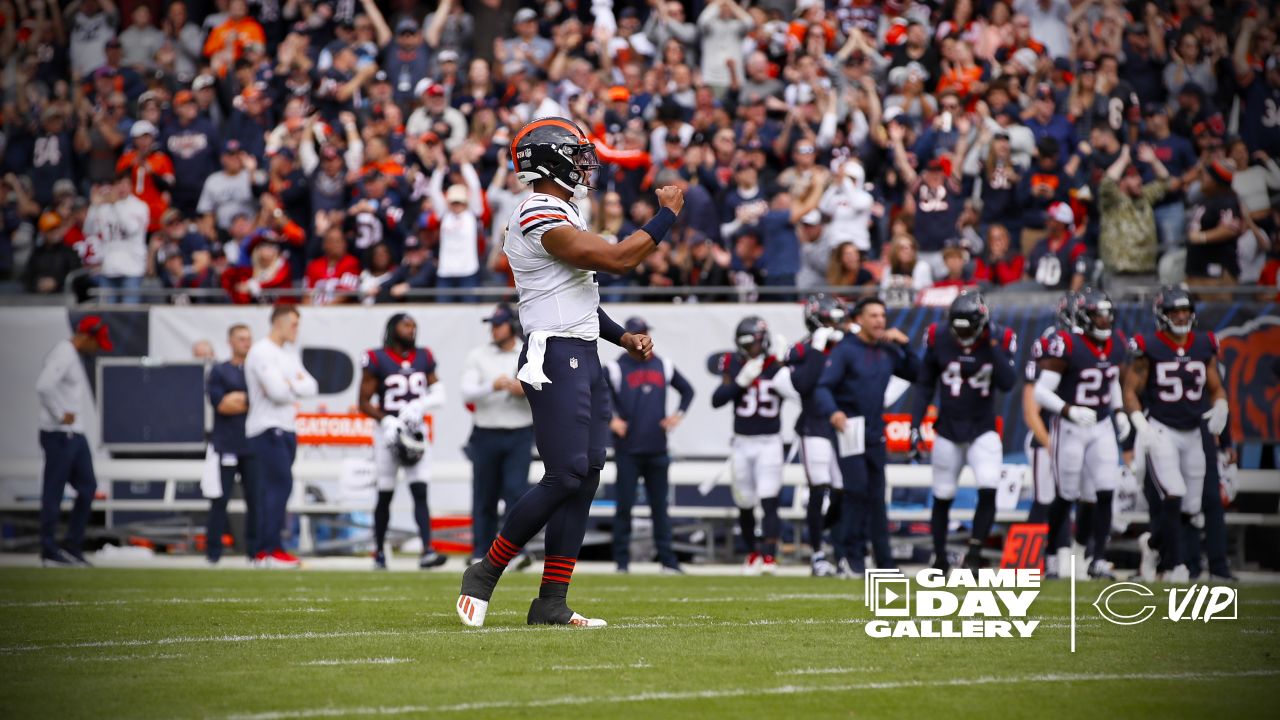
[456, 595, 489, 627]
[1070, 542, 1090, 580]
[568, 612, 607, 628]
[742, 552, 763, 576]
[1162, 564, 1190, 583]
[1137, 531, 1158, 582]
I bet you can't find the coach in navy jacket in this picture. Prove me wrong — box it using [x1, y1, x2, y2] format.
[606, 317, 695, 573]
[815, 298, 919, 573]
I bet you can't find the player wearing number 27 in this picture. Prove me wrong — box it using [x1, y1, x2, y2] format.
[711, 316, 801, 575]
[359, 313, 448, 571]
[909, 292, 1017, 573]
[1122, 287, 1228, 582]
[1034, 288, 1131, 579]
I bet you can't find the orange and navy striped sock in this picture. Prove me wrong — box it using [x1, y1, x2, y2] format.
[485, 534, 521, 570]
[541, 554, 576, 593]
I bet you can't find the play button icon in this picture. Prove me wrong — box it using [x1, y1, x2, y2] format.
[883, 587, 900, 605]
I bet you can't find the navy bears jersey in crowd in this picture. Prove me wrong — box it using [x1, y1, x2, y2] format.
[1129, 330, 1220, 431]
[1045, 329, 1128, 420]
[710, 352, 789, 437]
[913, 322, 1018, 444]
[363, 347, 437, 414]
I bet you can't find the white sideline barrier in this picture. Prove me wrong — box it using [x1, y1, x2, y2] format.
[1, 458, 1276, 523]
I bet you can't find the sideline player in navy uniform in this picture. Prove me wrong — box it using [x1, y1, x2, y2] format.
[711, 316, 801, 575]
[1034, 288, 1132, 579]
[457, 117, 683, 628]
[785, 295, 848, 577]
[1122, 287, 1229, 582]
[815, 297, 920, 575]
[910, 292, 1017, 573]
[606, 316, 696, 574]
[359, 313, 448, 570]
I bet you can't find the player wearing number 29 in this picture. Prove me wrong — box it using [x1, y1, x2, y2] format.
[456, 117, 683, 628]
[711, 316, 801, 575]
[1121, 287, 1229, 583]
[359, 313, 448, 571]
[910, 292, 1017, 573]
[1034, 288, 1131, 579]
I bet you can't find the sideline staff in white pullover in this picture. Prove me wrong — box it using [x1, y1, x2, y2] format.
[460, 303, 534, 565]
[36, 316, 113, 566]
[245, 305, 318, 567]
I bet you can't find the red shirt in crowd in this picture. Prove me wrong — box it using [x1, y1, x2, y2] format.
[305, 255, 360, 304]
[974, 255, 1026, 286]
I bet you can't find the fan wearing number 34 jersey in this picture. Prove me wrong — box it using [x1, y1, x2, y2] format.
[1034, 288, 1130, 579]
[909, 292, 1017, 573]
[1121, 286, 1228, 581]
[711, 316, 800, 575]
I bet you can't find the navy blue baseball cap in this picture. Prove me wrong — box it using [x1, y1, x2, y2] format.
[482, 303, 516, 325]
[624, 317, 650, 334]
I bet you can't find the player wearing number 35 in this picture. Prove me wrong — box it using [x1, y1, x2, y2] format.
[456, 117, 684, 629]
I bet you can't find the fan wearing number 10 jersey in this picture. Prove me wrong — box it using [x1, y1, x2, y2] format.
[1034, 288, 1131, 579]
[909, 292, 1017, 573]
[711, 316, 800, 575]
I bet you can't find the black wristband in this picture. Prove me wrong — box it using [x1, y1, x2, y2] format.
[641, 207, 677, 246]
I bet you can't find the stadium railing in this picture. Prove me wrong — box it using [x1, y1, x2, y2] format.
[1, 458, 1275, 560]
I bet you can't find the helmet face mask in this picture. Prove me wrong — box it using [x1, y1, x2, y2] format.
[803, 294, 846, 332]
[1056, 291, 1083, 333]
[395, 420, 427, 466]
[1154, 286, 1196, 335]
[1076, 289, 1114, 341]
[512, 117, 599, 199]
[735, 316, 770, 358]
[948, 291, 989, 348]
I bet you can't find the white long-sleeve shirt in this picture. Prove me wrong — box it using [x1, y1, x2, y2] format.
[36, 340, 92, 434]
[460, 341, 533, 429]
[244, 337, 318, 437]
[84, 195, 150, 278]
[430, 164, 484, 278]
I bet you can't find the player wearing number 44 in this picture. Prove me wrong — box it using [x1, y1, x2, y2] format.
[1034, 288, 1130, 580]
[711, 316, 802, 576]
[359, 313, 449, 571]
[1122, 287, 1229, 583]
[909, 292, 1018, 575]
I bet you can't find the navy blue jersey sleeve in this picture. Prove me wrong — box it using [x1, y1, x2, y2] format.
[711, 376, 743, 408]
[910, 337, 940, 429]
[670, 367, 695, 413]
[814, 344, 849, 419]
[990, 325, 1018, 392]
[597, 307, 626, 346]
[892, 341, 920, 382]
[422, 347, 438, 377]
[787, 343, 826, 396]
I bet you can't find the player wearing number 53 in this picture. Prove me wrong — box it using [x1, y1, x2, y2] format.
[244, 305, 318, 568]
[814, 297, 920, 575]
[711, 316, 801, 575]
[359, 313, 448, 571]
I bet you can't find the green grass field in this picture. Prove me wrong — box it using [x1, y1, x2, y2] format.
[1, 566, 1277, 719]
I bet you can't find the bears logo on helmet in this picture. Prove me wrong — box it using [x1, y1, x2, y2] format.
[510, 116, 600, 200]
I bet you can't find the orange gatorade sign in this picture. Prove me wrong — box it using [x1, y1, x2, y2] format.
[296, 414, 434, 445]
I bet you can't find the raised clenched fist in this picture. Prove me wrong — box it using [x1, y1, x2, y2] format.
[655, 185, 684, 215]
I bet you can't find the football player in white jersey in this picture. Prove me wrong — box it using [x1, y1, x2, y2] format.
[457, 117, 684, 628]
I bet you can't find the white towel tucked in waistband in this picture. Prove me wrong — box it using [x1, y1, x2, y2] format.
[515, 330, 597, 391]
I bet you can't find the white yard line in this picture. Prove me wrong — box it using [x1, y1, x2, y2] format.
[223, 670, 1280, 719]
[775, 667, 869, 676]
[297, 658, 414, 667]
[550, 662, 653, 671]
[60, 653, 185, 663]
